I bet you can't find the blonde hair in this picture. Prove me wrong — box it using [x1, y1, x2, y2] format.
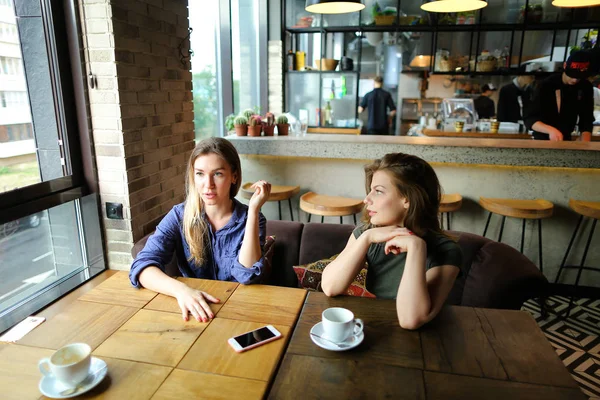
[362, 153, 442, 237]
[183, 138, 242, 265]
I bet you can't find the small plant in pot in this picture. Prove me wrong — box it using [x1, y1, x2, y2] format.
[225, 113, 236, 134]
[234, 116, 248, 136]
[263, 112, 275, 136]
[242, 108, 255, 121]
[276, 115, 289, 136]
[248, 115, 263, 137]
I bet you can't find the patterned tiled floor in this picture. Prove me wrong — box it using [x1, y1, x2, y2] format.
[523, 296, 600, 400]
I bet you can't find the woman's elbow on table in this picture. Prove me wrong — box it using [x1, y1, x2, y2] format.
[398, 314, 428, 330]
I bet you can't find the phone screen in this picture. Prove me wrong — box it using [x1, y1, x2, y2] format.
[233, 326, 276, 348]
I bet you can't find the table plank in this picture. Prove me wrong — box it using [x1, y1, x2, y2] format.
[268, 353, 426, 400]
[286, 292, 423, 369]
[78, 271, 157, 308]
[476, 308, 581, 389]
[152, 368, 267, 400]
[0, 343, 54, 400]
[424, 371, 587, 400]
[17, 301, 137, 350]
[144, 278, 238, 315]
[178, 318, 290, 381]
[420, 306, 508, 380]
[217, 284, 307, 326]
[39, 356, 172, 400]
[93, 309, 208, 367]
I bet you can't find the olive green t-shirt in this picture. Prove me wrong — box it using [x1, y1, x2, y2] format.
[353, 226, 463, 299]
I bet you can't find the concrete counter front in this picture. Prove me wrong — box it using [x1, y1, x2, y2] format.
[228, 135, 600, 287]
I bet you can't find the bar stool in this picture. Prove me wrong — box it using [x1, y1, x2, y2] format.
[554, 199, 600, 318]
[479, 197, 554, 273]
[440, 194, 462, 230]
[300, 192, 363, 224]
[240, 183, 300, 221]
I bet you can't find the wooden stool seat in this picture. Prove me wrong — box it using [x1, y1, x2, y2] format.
[240, 183, 300, 201]
[569, 199, 600, 220]
[240, 182, 300, 221]
[300, 192, 363, 216]
[479, 197, 554, 220]
[440, 194, 463, 213]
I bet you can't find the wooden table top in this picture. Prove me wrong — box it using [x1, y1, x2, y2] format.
[268, 292, 586, 400]
[2, 271, 306, 400]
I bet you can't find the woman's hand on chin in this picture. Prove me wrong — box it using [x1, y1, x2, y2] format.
[384, 229, 425, 255]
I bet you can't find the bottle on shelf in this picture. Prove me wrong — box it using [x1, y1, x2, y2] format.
[341, 76, 347, 98]
[286, 50, 295, 71]
[500, 45, 510, 69]
[324, 101, 333, 126]
[330, 80, 335, 99]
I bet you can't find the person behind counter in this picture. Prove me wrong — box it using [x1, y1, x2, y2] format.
[524, 51, 593, 141]
[473, 83, 497, 119]
[497, 76, 535, 123]
[358, 76, 397, 135]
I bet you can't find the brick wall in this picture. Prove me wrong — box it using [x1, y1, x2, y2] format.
[80, 0, 194, 270]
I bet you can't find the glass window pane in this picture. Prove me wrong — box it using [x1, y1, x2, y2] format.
[231, 0, 261, 114]
[286, 0, 319, 29]
[321, 73, 358, 127]
[0, 1, 65, 194]
[481, 0, 525, 25]
[0, 201, 84, 314]
[189, 0, 219, 140]
[287, 72, 319, 126]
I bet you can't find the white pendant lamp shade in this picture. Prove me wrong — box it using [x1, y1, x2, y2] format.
[552, 0, 600, 7]
[421, 0, 488, 13]
[305, 0, 365, 14]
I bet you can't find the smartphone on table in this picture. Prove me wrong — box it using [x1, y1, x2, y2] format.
[228, 325, 282, 353]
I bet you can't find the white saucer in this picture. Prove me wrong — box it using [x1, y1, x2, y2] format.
[39, 356, 107, 399]
[309, 321, 364, 352]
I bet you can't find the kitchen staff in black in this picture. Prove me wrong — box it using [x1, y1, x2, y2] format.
[497, 76, 535, 123]
[474, 83, 497, 119]
[524, 51, 593, 141]
[358, 76, 397, 135]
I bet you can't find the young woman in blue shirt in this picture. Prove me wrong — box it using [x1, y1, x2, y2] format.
[130, 137, 271, 323]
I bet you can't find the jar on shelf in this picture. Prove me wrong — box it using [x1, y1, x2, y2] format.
[476, 50, 497, 72]
[436, 49, 456, 72]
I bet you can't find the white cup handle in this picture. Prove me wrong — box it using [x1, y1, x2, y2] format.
[38, 358, 52, 376]
[353, 318, 364, 336]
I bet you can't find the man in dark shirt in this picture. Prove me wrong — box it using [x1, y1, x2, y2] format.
[358, 76, 396, 135]
[524, 51, 593, 141]
[474, 83, 497, 119]
[497, 76, 535, 123]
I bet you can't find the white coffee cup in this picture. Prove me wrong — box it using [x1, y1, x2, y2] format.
[38, 343, 92, 387]
[322, 307, 364, 343]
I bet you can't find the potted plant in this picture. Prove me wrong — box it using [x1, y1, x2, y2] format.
[234, 116, 248, 136]
[531, 4, 543, 23]
[225, 113, 236, 134]
[276, 115, 289, 136]
[263, 112, 275, 136]
[242, 108, 255, 121]
[248, 115, 262, 137]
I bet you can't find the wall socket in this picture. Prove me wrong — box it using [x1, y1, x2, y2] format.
[106, 202, 123, 220]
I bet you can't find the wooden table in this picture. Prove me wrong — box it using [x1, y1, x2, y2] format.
[1, 271, 306, 400]
[268, 292, 586, 400]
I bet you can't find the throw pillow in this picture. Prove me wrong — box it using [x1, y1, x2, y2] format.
[293, 254, 376, 298]
[259, 235, 276, 283]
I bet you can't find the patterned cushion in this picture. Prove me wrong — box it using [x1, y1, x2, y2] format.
[260, 235, 276, 283]
[293, 254, 376, 298]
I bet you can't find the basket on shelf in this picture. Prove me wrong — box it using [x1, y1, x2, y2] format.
[375, 15, 396, 25]
[470, 59, 497, 72]
[438, 58, 457, 72]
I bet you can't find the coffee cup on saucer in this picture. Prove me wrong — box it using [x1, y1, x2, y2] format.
[322, 307, 363, 343]
[38, 343, 92, 388]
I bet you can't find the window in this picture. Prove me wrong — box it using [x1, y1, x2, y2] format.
[0, 0, 104, 333]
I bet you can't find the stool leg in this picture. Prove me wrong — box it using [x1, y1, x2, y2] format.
[278, 201, 282, 220]
[440, 213, 445, 230]
[538, 219, 543, 274]
[307, 213, 311, 223]
[321, 216, 324, 223]
[555, 215, 583, 284]
[288, 199, 294, 222]
[483, 212, 493, 237]
[567, 219, 598, 319]
[353, 214, 357, 225]
[520, 219, 526, 254]
[447, 212, 451, 231]
[340, 216, 343, 224]
[498, 216, 506, 242]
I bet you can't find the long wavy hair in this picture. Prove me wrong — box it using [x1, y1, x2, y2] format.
[362, 153, 442, 237]
[183, 138, 242, 265]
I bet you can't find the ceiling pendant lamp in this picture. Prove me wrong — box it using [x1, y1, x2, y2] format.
[552, 0, 600, 7]
[421, 0, 487, 13]
[305, 0, 365, 14]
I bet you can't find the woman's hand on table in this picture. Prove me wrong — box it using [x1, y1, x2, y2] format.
[384, 229, 426, 255]
[248, 180, 272, 212]
[175, 285, 220, 322]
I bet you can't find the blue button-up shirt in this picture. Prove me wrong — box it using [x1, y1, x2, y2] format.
[129, 199, 267, 288]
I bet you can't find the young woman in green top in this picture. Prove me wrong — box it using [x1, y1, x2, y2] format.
[321, 153, 462, 330]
